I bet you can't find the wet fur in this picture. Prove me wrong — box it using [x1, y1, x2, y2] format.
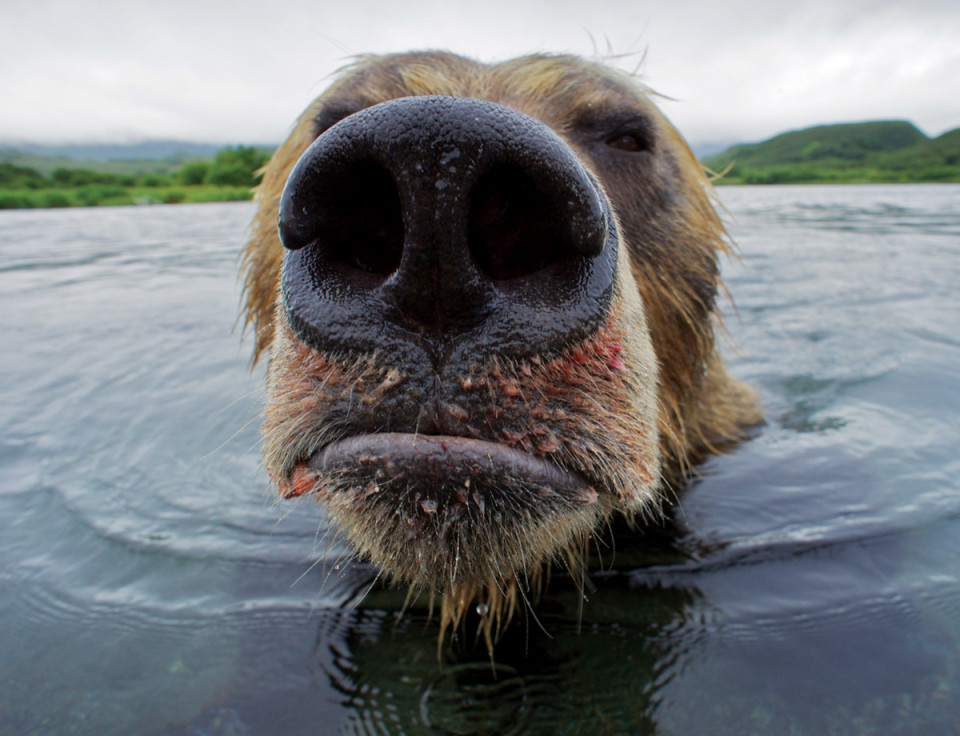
[241, 52, 761, 645]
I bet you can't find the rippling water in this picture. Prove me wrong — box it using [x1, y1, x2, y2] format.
[1, 185, 959, 735]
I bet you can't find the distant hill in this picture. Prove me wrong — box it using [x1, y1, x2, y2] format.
[690, 139, 743, 159]
[706, 121, 926, 167]
[0, 140, 244, 161]
[703, 121, 960, 184]
[0, 140, 276, 176]
[0, 149, 175, 176]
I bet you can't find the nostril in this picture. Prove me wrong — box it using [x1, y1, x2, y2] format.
[468, 165, 574, 281]
[282, 159, 403, 283]
[329, 161, 403, 279]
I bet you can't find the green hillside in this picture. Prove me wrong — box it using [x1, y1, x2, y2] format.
[704, 121, 960, 184]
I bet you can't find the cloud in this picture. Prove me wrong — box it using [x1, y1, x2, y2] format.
[1, 0, 957, 145]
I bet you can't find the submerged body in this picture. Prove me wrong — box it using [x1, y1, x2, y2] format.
[241, 52, 761, 639]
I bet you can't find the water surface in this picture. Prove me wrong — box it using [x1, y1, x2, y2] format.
[1, 185, 959, 734]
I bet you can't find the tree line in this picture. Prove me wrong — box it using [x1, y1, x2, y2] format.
[0, 146, 272, 208]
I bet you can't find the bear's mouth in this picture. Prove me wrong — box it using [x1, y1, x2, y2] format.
[300, 432, 597, 521]
[308, 433, 589, 494]
[286, 432, 606, 593]
[283, 431, 605, 521]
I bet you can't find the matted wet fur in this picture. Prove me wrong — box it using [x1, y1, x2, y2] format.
[241, 51, 761, 649]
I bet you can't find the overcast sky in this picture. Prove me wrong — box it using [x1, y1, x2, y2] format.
[2, 0, 958, 147]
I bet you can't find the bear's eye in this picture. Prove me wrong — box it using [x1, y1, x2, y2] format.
[605, 129, 652, 153]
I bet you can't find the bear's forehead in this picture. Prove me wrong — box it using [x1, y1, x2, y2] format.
[312, 52, 656, 137]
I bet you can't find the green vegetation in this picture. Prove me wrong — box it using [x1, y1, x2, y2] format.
[704, 121, 960, 184]
[0, 145, 272, 209]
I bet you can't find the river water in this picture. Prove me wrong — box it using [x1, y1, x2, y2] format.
[1, 185, 959, 735]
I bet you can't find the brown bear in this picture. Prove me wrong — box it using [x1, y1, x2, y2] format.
[240, 51, 761, 646]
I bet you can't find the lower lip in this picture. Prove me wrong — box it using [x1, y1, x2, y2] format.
[307, 433, 589, 493]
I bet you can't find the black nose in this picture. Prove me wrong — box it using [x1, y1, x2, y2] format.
[279, 95, 618, 365]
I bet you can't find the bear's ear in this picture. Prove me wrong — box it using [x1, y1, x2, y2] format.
[240, 102, 322, 365]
